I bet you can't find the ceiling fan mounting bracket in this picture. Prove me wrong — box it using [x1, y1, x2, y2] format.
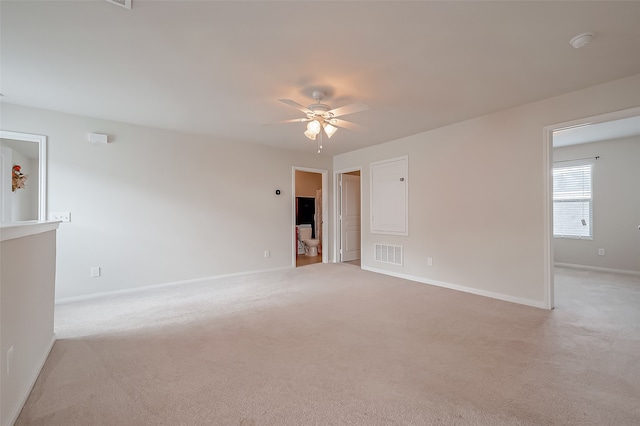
[308, 90, 330, 117]
[311, 90, 325, 102]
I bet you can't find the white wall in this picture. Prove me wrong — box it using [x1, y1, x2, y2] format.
[334, 73, 640, 307]
[554, 136, 640, 273]
[1, 104, 331, 301]
[0, 146, 12, 223]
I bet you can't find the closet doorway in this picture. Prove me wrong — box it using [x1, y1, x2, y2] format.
[336, 169, 361, 266]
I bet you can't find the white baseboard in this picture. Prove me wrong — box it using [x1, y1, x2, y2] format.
[554, 262, 640, 276]
[361, 266, 548, 309]
[55, 266, 293, 305]
[4, 335, 56, 426]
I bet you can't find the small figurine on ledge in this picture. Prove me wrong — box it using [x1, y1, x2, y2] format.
[12, 165, 27, 192]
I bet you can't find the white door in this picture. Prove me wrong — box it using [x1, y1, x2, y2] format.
[0, 146, 12, 223]
[340, 174, 361, 261]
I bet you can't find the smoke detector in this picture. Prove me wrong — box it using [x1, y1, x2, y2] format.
[106, 0, 132, 9]
[570, 32, 594, 49]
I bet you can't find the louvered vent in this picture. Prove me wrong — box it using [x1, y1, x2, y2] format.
[107, 0, 132, 9]
[375, 244, 403, 265]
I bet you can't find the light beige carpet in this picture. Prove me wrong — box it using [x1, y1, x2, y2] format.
[16, 264, 640, 425]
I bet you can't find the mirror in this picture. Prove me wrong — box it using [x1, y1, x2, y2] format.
[0, 130, 47, 223]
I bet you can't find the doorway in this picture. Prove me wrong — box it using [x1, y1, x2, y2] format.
[0, 131, 47, 224]
[292, 167, 328, 267]
[336, 169, 362, 266]
[544, 106, 640, 309]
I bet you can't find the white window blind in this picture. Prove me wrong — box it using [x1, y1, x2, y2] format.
[553, 164, 592, 238]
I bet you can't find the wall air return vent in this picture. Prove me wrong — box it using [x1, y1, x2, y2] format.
[375, 244, 403, 266]
[107, 0, 132, 9]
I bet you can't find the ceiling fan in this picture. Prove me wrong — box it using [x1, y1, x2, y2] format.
[278, 90, 368, 152]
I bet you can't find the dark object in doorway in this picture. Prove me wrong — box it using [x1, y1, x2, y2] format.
[296, 197, 315, 238]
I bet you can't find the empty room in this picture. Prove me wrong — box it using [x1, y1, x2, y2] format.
[1, 1, 640, 425]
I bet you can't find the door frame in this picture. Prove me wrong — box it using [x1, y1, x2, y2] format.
[0, 130, 48, 221]
[292, 166, 328, 267]
[542, 105, 640, 309]
[333, 167, 362, 263]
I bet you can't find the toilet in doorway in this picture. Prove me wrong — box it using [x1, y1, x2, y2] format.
[299, 226, 320, 257]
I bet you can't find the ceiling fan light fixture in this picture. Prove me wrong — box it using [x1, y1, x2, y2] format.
[304, 129, 317, 140]
[323, 123, 338, 138]
[307, 120, 321, 135]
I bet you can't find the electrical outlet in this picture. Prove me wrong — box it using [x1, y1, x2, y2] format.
[50, 212, 71, 222]
[264, 250, 270, 258]
[427, 257, 433, 266]
[91, 266, 101, 277]
[7, 346, 13, 375]
[598, 248, 605, 256]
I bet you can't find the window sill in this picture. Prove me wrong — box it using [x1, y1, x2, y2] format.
[553, 235, 593, 240]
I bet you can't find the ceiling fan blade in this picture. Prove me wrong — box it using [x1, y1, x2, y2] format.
[278, 118, 311, 124]
[279, 99, 312, 114]
[327, 101, 369, 117]
[262, 117, 311, 126]
[331, 118, 366, 132]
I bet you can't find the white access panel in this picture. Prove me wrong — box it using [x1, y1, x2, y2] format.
[370, 156, 408, 235]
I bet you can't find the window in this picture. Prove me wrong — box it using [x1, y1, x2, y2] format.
[553, 164, 592, 238]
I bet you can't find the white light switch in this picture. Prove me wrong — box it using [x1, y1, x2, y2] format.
[91, 267, 101, 278]
[50, 212, 71, 222]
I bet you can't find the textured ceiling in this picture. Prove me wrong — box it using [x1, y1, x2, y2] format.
[2, 1, 640, 156]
